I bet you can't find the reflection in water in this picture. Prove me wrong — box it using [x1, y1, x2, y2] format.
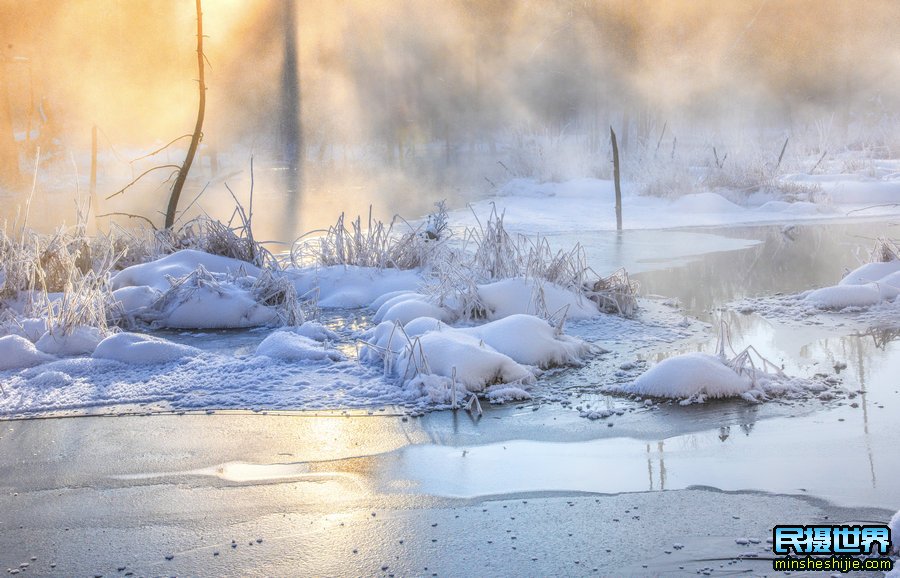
[646, 441, 667, 491]
[633, 221, 900, 319]
[858, 327, 900, 350]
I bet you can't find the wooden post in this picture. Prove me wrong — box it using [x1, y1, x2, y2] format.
[610, 126, 622, 231]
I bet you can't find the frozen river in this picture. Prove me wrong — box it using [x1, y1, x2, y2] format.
[2, 218, 898, 576]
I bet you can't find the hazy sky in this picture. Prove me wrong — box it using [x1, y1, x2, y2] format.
[2, 0, 897, 152]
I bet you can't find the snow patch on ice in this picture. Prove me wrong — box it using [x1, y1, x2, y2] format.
[255, 330, 344, 362]
[93, 332, 201, 364]
[35, 326, 104, 356]
[478, 277, 599, 320]
[0, 335, 54, 370]
[288, 265, 421, 308]
[614, 353, 753, 400]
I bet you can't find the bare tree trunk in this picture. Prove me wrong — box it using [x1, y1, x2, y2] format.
[0, 59, 20, 190]
[611, 126, 622, 231]
[279, 0, 301, 169]
[165, 0, 206, 229]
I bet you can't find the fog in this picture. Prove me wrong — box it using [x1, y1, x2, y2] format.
[2, 0, 899, 238]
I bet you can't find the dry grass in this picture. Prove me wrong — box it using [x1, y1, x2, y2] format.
[291, 203, 449, 270]
[870, 237, 900, 263]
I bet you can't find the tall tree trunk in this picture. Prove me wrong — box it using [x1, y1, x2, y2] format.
[0, 59, 20, 190]
[165, 0, 206, 229]
[279, 0, 301, 169]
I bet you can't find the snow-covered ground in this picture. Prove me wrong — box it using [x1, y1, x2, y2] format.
[449, 170, 900, 236]
[4, 164, 900, 418]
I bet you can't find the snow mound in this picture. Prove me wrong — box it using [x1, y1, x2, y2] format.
[485, 385, 533, 403]
[288, 265, 421, 308]
[616, 353, 753, 399]
[112, 285, 162, 315]
[839, 260, 900, 286]
[802, 259, 900, 310]
[671, 192, 744, 214]
[111, 249, 261, 292]
[149, 266, 277, 329]
[803, 284, 883, 309]
[35, 326, 105, 356]
[461, 314, 593, 367]
[0, 335, 54, 370]
[373, 294, 450, 326]
[371, 314, 593, 396]
[255, 331, 344, 362]
[398, 330, 535, 391]
[361, 316, 454, 363]
[0, 317, 48, 342]
[93, 332, 200, 364]
[288, 321, 339, 342]
[478, 277, 599, 320]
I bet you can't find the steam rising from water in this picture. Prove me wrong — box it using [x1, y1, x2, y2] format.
[1, 0, 898, 237]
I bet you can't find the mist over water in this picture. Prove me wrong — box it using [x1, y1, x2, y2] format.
[1, 0, 899, 239]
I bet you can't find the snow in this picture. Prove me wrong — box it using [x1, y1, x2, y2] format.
[0, 317, 48, 342]
[373, 294, 451, 326]
[890, 509, 900, 554]
[0, 335, 53, 370]
[838, 261, 900, 285]
[35, 326, 105, 356]
[93, 332, 200, 364]
[372, 313, 593, 394]
[670, 192, 744, 214]
[153, 270, 278, 329]
[802, 259, 900, 310]
[449, 176, 900, 236]
[255, 330, 344, 362]
[614, 353, 753, 400]
[111, 249, 261, 292]
[398, 329, 535, 391]
[112, 285, 162, 315]
[803, 284, 883, 309]
[288, 265, 421, 308]
[109, 252, 283, 329]
[289, 321, 340, 342]
[460, 314, 593, 367]
[478, 277, 599, 320]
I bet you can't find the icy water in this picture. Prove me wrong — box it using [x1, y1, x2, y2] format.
[376, 219, 900, 508]
[3, 219, 900, 576]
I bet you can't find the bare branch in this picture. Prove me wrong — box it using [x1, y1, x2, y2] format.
[96, 212, 158, 230]
[105, 164, 182, 200]
[130, 134, 193, 164]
